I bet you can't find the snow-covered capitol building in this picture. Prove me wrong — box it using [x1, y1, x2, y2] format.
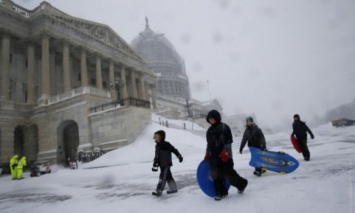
[131, 18, 221, 119]
[132, 18, 191, 101]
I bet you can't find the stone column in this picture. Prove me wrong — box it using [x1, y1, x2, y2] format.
[129, 69, 138, 99]
[120, 65, 128, 105]
[0, 123, 15, 164]
[109, 60, 116, 101]
[95, 54, 103, 90]
[139, 73, 147, 101]
[27, 43, 35, 104]
[62, 41, 71, 92]
[40, 33, 51, 102]
[0, 33, 10, 100]
[80, 48, 88, 87]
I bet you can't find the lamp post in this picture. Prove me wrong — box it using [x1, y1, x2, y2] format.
[186, 99, 191, 119]
[110, 75, 125, 105]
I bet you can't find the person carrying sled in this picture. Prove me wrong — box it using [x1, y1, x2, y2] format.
[16, 156, 27, 180]
[239, 117, 267, 177]
[291, 114, 314, 161]
[205, 110, 248, 201]
[152, 130, 183, 197]
[9, 154, 19, 180]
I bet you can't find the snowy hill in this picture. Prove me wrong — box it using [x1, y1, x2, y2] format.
[0, 118, 354, 213]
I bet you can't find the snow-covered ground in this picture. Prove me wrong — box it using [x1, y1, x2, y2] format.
[1, 116, 354, 213]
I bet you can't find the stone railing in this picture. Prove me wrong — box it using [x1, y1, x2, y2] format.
[14, 103, 36, 111]
[0, 0, 31, 18]
[0, 101, 35, 111]
[89, 101, 122, 114]
[49, 86, 111, 105]
[0, 0, 45, 18]
[124, 98, 151, 109]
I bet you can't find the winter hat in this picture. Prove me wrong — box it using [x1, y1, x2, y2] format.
[154, 130, 166, 141]
[246, 117, 254, 123]
[206, 110, 221, 124]
[293, 114, 300, 119]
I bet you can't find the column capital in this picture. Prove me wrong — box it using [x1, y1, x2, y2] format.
[94, 52, 102, 59]
[61, 38, 71, 45]
[127, 67, 136, 73]
[23, 38, 36, 45]
[79, 45, 87, 52]
[0, 28, 12, 37]
[108, 59, 116, 66]
[117, 62, 129, 69]
[40, 29, 51, 38]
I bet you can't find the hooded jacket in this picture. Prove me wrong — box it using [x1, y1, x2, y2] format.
[153, 131, 181, 167]
[17, 157, 27, 169]
[10, 155, 19, 170]
[240, 124, 266, 151]
[292, 120, 314, 141]
[206, 110, 233, 162]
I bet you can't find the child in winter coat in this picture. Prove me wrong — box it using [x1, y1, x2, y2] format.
[240, 117, 267, 177]
[205, 110, 248, 201]
[152, 130, 183, 197]
[291, 114, 315, 161]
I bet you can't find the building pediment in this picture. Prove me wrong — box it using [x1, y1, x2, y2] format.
[51, 14, 143, 61]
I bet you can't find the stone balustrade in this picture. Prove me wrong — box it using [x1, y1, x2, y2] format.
[14, 103, 36, 111]
[48, 86, 111, 104]
[0, 0, 45, 18]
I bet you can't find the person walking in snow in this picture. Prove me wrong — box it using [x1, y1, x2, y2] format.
[291, 114, 314, 161]
[205, 110, 248, 201]
[152, 130, 183, 197]
[9, 154, 19, 180]
[239, 117, 267, 177]
[16, 156, 27, 180]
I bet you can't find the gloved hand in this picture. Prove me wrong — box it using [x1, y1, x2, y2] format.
[178, 155, 183, 163]
[153, 162, 158, 167]
[220, 149, 229, 162]
[261, 145, 267, 151]
[311, 135, 315, 140]
[152, 167, 158, 172]
[204, 153, 210, 161]
[239, 148, 243, 154]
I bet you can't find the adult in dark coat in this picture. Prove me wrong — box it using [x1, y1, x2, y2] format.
[291, 114, 314, 161]
[239, 117, 267, 176]
[152, 130, 183, 196]
[205, 110, 248, 201]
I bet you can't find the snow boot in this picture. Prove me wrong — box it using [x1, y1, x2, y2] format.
[238, 180, 248, 194]
[214, 195, 225, 201]
[253, 171, 261, 177]
[167, 190, 178, 194]
[152, 191, 162, 197]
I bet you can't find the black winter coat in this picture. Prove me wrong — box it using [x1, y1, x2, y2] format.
[206, 122, 233, 160]
[153, 141, 181, 167]
[240, 124, 266, 151]
[292, 120, 314, 142]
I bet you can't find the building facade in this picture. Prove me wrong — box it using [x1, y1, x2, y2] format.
[0, 0, 156, 167]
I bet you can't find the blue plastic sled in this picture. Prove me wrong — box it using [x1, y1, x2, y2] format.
[249, 147, 299, 174]
[196, 160, 230, 197]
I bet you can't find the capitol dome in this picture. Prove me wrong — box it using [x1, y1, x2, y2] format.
[131, 18, 191, 100]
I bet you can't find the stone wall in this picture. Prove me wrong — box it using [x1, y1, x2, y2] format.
[89, 106, 151, 152]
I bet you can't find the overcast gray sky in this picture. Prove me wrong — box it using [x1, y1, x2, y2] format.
[15, 0, 355, 129]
